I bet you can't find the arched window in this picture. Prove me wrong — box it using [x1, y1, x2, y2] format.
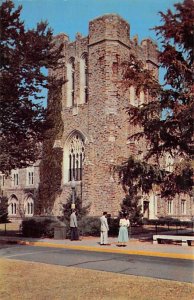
[69, 135, 85, 181]
[8, 195, 18, 216]
[80, 54, 88, 104]
[130, 86, 135, 105]
[139, 91, 144, 105]
[63, 132, 85, 183]
[67, 57, 75, 107]
[24, 196, 34, 216]
[165, 154, 174, 172]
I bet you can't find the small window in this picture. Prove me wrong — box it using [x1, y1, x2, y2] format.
[0, 175, 5, 187]
[165, 155, 174, 172]
[26, 167, 34, 186]
[181, 200, 186, 214]
[130, 86, 136, 106]
[13, 173, 19, 186]
[167, 200, 173, 215]
[80, 54, 88, 104]
[139, 91, 144, 105]
[28, 171, 34, 185]
[67, 58, 75, 107]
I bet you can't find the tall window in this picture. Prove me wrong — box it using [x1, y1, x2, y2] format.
[80, 54, 88, 104]
[139, 91, 144, 105]
[12, 170, 19, 186]
[165, 154, 174, 172]
[14, 174, 19, 186]
[181, 200, 186, 214]
[167, 200, 173, 215]
[29, 172, 34, 185]
[26, 167, 34, 186]
[25, 196, 34, 216]
[68, 134, 85, 181]
[0, 174, 5, 187]
[8, 196, 18, 216]
[67, 58, 75, 107]
[130, 86, 135, 106]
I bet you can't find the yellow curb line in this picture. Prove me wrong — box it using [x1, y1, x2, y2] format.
[18, 241, 194, 261]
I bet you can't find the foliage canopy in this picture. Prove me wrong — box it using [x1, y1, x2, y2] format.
[0, 0, 64, 173]
[118, 0, 193, 199]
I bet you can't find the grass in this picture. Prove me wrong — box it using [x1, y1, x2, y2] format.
[0, 258, 193, 300]
[0, 222, 20, 236]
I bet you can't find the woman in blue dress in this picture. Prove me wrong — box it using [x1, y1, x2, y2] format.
[117, 214, 130, 247]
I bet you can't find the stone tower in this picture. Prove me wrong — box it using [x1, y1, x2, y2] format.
[49, 14, 159, 216]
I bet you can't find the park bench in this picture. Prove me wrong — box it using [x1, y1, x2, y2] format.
[153, 235, 194, 246]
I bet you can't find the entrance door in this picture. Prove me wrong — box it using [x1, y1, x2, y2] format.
[143, 201, 149, 219]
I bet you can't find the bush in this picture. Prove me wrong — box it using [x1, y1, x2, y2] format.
[120, 194, 143, 225]
[22, 216, 65, 238]
[143, 217, 193, 227]
[78, 216, 120, 237]
[108, 217, 120, 236]
[78, 217, 100, 236]
[0, 196, 9, 224]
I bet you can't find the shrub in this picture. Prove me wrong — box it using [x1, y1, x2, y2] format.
[120, 194, 143, 225]
[0, 196, 9, 224]
[78, 216, 120, 237]
[78, 216, 100, 236]
[108, 217, 120, 236]
[143, 218, 193, 227]
[22, 216, 65, 238]
[61, 195, 91, 238]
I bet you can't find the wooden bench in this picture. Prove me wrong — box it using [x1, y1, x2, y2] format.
[153, 235, 194, 246]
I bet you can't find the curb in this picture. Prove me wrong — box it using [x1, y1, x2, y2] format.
[14, 240, 194, 261]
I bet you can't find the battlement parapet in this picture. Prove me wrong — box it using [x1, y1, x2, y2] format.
[89, 14, 130, 46]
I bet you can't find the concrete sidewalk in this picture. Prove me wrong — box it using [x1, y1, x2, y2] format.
[0, 235, 194, 260]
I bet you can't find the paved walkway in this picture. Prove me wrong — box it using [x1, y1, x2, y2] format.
[0, 235, 194, 260]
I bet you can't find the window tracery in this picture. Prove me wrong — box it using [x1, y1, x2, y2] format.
[68, 134, 85, 181]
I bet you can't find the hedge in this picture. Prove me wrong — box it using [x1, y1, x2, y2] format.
[22, 216, 65, 238]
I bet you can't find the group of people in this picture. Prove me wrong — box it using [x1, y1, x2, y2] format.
[70, 209, 130, 246]
[100, 211, 130, 246]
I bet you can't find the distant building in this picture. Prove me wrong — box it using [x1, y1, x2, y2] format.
[1, 14, 193, 221]
[0, 162, 39, 221]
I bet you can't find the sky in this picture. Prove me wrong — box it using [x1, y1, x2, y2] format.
[12, 0, 180, 106]
[13, 0, 179, 43]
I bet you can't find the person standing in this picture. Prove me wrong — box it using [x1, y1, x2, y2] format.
[70, 209, 79, 241]
[100, 211, 109, 245]
[117, 213, 130, 247]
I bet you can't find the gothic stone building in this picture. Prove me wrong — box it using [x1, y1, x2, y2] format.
[1, 14, 193, 221]
[47, 14, 193, 220]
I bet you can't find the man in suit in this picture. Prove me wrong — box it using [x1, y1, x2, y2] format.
[100, 211, 110, 245]
[70, 209, 79, 241]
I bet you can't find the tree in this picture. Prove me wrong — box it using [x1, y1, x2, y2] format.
[120, 193, 143, 225]
[62, 195, 90, 224]
[118, 0, 193, 198]
[0, 195, 9, 223]
[0, 0, 64, 174]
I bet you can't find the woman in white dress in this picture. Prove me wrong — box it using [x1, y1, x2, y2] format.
[117, 214, 130, 247]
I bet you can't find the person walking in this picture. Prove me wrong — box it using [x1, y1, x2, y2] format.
[100, 211, 110, 245]
[117, 213, 130, 247]
[70, 209, 79, 241]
